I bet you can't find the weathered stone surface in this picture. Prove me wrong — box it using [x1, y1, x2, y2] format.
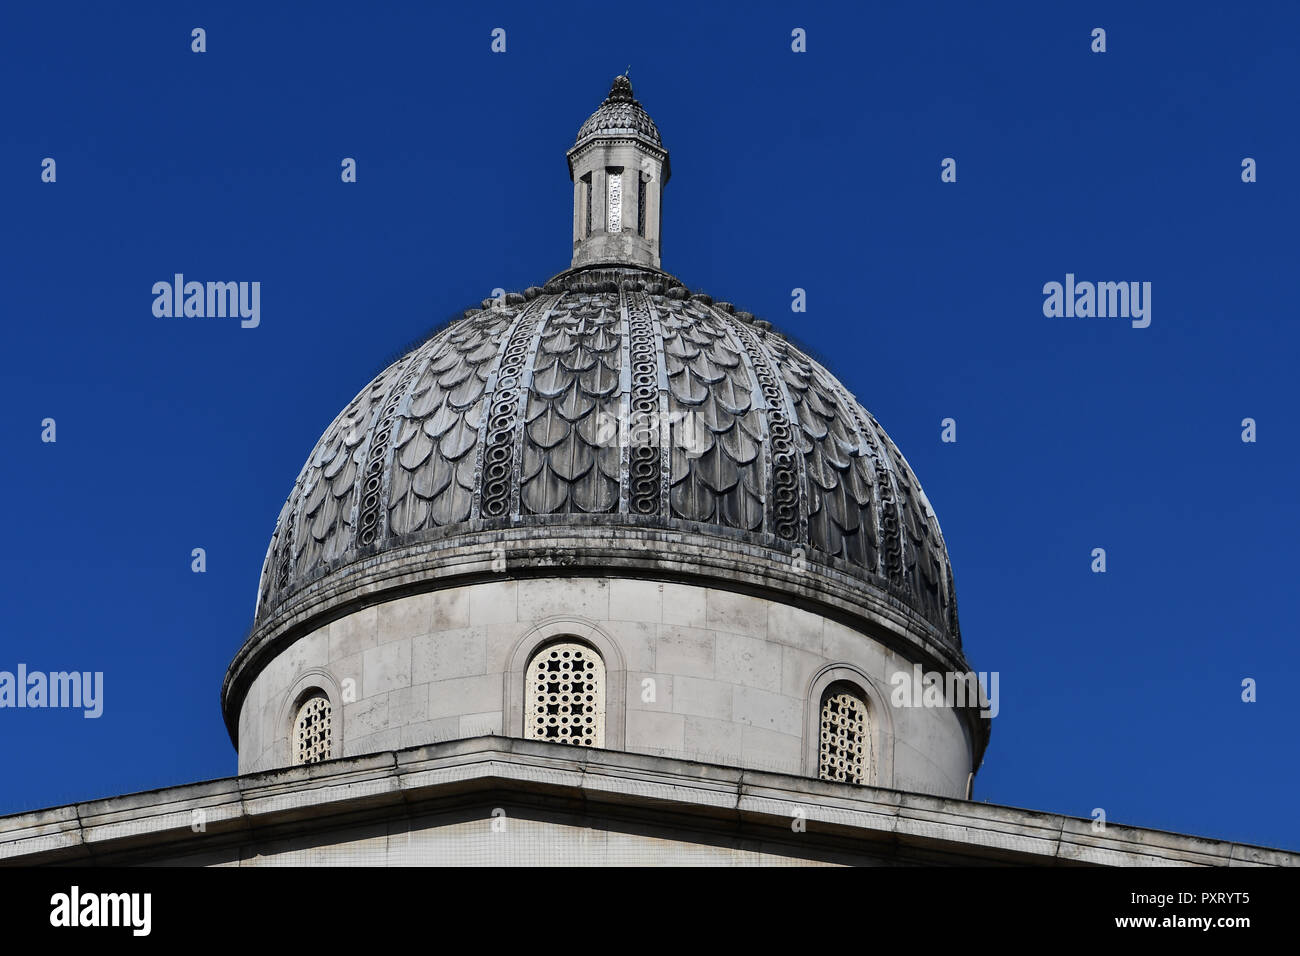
[655, 625, 715, 678]
[412, 626, 487, 683]
[362, 642, 411, 698]
[609, 578, 663, 623]
[4, 738, 1292, 867]
[671, 675, 733, 721]
[233, 576, 981, 800]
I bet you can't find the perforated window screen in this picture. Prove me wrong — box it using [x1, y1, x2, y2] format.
[818, 688, 868, 784]
[294, 693, 332, 765]
[606, 168, 623, 233]
[525, 642, 605, 747]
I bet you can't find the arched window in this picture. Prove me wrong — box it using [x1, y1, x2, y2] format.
[293, 691, 333, 766]
[525, 641, 605, 747]
[818, 684, 869, 785]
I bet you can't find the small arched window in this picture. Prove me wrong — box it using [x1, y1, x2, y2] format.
[293, 691, 333, 766]
[525, 641, 605, 747]
[818, 684, 869, 785]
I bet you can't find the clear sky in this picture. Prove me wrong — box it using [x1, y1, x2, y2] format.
[2, 1, 1297, 850]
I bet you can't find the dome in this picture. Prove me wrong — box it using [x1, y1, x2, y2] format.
[225, 77, 984, 794]
[573, 75, 662, 149]
[252, 264, 961, 649]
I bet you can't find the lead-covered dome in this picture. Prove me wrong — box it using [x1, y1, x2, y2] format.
[573, 75, 662, 149]
[253, 264, 961, 648]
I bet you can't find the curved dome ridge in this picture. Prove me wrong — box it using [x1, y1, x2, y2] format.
[256, 267, 960, 646]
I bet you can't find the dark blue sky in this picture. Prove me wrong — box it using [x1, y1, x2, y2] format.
[2, 1, 1297, 850]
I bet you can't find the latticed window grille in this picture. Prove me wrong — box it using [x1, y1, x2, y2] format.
[293, 692, 332, 765]
[525, 642, 605, 747]
[606, 168, 623, 233]
[818, 687, 869, 785]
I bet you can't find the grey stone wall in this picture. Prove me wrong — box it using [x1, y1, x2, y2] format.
[237, 577, 975, 798]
